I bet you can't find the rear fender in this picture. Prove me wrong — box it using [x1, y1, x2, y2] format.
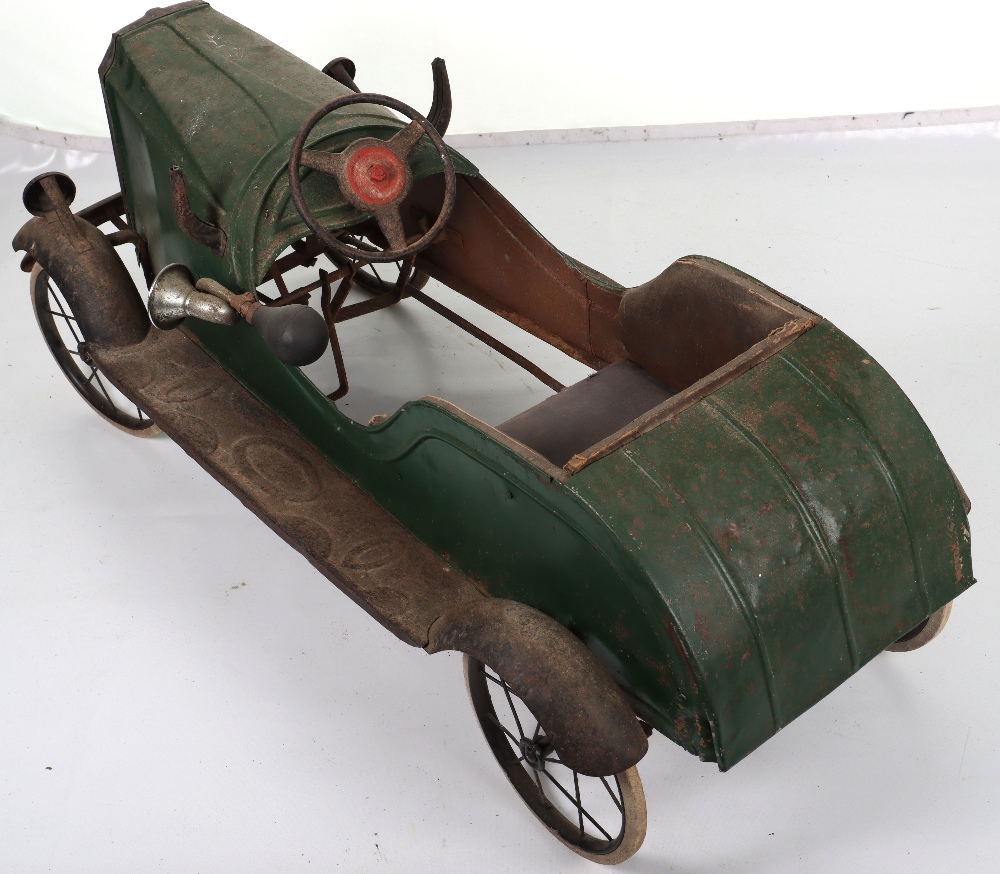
[426, 598, 648, 777]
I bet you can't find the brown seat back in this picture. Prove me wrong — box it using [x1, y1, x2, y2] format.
[617, 256, 808, 392]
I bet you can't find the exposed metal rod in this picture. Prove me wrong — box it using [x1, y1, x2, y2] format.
[405, 286, 564, 393]
[261, 233, 565, 394]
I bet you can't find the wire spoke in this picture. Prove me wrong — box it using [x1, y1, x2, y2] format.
[92, 370, 115, 407]
[575, 771, 584, 836]
[501, 681, 526, 740]
[47, 309, 78, 323]
[49, 290, 83, 344]
[600, 776, 624, 813]
[485, 711, 521, 747]
[49, 289, 69, 317]
[541, 771, 614, 842]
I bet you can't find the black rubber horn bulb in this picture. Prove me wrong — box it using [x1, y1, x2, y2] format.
[251, 304, 329, 366]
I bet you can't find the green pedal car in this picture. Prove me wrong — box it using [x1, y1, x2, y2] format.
[13, 2, 974, 864]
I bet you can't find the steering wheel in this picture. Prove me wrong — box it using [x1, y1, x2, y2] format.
[288, 93, 457, 264]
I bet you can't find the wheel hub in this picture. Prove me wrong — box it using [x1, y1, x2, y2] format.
[519, 738, 546, 771]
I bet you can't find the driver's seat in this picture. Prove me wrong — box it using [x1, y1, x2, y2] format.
[497, 360, 675, 467]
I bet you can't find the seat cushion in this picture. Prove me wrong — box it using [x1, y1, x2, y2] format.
[497, 360, 675, 467]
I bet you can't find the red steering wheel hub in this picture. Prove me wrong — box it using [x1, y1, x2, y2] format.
[345, 144, 407, 206]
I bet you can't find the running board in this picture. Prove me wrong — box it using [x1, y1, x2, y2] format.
[93, 328, 482, 647]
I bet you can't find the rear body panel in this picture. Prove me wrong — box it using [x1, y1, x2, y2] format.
[572, 322, 972, 767]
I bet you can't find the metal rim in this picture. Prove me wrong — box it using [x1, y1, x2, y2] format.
[464, 655, 646, 865]
[288, 92, 457, 263]
[886, 601, 953, 652]
[30, 266, 160, 436]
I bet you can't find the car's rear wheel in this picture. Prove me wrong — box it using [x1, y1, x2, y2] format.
[31, 265, 160, 436]
[886, 602, 953, 652]
[464, 654, 646, 865]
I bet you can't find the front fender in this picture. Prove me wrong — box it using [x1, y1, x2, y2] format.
[13, 211, 149, 349]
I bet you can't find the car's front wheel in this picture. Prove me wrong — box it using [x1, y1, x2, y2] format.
[31, 264, 160, 436]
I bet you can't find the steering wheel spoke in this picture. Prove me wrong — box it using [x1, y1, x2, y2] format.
[375, 208, 408, 251]
[300, 148, 346, 177]
[387, 120, 427, 158]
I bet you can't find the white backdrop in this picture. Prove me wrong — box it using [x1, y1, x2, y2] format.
[2, 0, 1000, 138]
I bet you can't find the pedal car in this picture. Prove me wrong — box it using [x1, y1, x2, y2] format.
[13, 2, 974, 863]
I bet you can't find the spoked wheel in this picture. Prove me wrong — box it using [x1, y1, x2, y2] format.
[464, 655, 646, 865]
[31, 265, 160, 436]
[886, 602, 953, 652]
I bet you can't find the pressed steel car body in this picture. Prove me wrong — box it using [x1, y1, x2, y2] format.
[13, 1, 974, 862]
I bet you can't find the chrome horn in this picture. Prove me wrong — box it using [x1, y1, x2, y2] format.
[148, 263, 238, 329]
[147, 263, 329, 366]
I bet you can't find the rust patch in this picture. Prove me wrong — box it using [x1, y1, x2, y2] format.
[693, 611, 712, 643]
[836, 533, 857, 579]
[612, 611, 632, 645]
[662, 613, 700, 694]
[947, 521, 963, 586]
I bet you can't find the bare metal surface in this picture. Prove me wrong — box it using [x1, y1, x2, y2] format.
[320, 268, 354, 400]
[3, 120, 996, 874]
[74, 191, 127, 227]
[951, 467, 972, 514]
[326, 239, 565, 391]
